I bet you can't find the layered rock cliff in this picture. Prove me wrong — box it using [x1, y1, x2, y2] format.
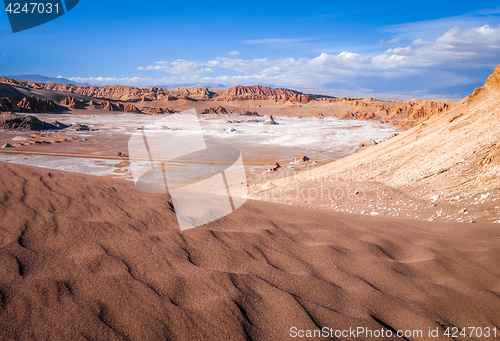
[216, 85, 314, 103]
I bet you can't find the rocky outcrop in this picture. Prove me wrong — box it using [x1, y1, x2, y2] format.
[398, 100, 449, 120]
[146, 108, 179, 114]
[287, 94, 315, 103]
[337, 111, 380, 121]
[17, 96, 57, 112]
[223, 85, 299, 97]
[341, 100, 375, 109]
[148, 108, 164, 114]
[102, 101, 116, 111]
[338, 111, 355, 119]
[484, 64, 500, 90]
[0, 112, 55, 130]
[291, 156, 310, 164]
[217, 85, 315, 103]
[198, 106, 229, 115]
[69, 123, 91, 131]
[464, 65, 500, 102]
[61, 96, 82, 109]
[263, 116, 279, 125]
[197, 106, 260, 116]
[0, 97, 13, 111]
[163, 95, 178, 101]
[318, 96, 450, 129]
[356, 112, 380, 120]
[53, 121, 69, 129]
[230, 109, 260, 116]
[267, 162, 282, 172]
[120, 103, 142, 113]
[358, 140, 378, 148]
[85, 100, 141, 113]
[177, 95, 196, 101]
[171, 88, 215, 100]
[332, 99, 449, 130]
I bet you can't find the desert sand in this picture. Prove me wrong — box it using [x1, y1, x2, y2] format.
[0, 162, 499, 340]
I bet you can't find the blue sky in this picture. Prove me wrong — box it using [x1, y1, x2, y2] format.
[1, 0, 500, 99]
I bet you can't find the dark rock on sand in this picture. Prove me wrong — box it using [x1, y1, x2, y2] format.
[198, 106, 260, 116]
[0, 112, 56, 131]
[263, 116, 279, 125]
[53, 121, 69, 129]
[0, 97, 14, 111]
[358, 139, 378, 148]
[69, 123, 91, 131]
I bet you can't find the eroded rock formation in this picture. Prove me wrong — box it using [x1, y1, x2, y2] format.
[17, 96, 57, 112]
[0, 112, 54, 130]
[197, 106, 260, 116]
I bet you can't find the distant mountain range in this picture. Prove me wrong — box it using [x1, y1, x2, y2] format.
[2, 74, 84, 85]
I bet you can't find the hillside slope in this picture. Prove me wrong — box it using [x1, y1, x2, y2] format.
[255, 65, 500, 221]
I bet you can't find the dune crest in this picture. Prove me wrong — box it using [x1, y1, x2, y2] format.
[0, 162, 499, 340]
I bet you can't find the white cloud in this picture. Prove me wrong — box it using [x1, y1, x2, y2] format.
[228, 51, 239, 56]
[380, 36, 403, 44]
[412, 39, 432, 45]
[68, 76, 176, 86]
[137, 25, 500, 84]
[381, 8, 500, 45]
[72, 24, 500, 98]
[137, 59, 212, 76]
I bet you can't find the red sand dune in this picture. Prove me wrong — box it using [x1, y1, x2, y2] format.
[0, 162, 499, 340]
